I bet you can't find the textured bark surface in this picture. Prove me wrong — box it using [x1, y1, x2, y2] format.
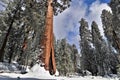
[41, 0, 56, 75]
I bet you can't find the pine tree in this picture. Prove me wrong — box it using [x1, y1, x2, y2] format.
[54, 39, 76, 76]
[101, 10, 113, 43]
[0, 0, 23, 62]
[0, 0, 48, 65]
[79, 18, 97, 76]
[109, 0, 120, 53]
[71, 44, 78, 72]
[91, 21, 103, 76]
[91, 21, 113, 76]
[101, 10, 119, 74]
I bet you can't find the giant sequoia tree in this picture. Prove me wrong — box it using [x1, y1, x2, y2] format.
[39, 0, 71, 75]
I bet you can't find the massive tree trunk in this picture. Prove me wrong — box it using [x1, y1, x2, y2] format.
[41, 0, 56, 75]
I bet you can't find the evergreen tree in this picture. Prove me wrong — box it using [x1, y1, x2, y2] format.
[0, 0, 23, 62]
[79, 18, 97, 75]
[54, 39, 77, 76]
[101, 10, 113, 44]
[101, 10, 119, 74]
[109, 0, 120, 53]
[91, 21, 113, 76]
[71, 44, 78, 72]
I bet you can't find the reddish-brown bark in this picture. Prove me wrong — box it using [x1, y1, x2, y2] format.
[40, 0, 56, 75]
[22, 38, 27, 51]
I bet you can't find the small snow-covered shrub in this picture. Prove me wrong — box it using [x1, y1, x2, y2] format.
[0, 62, 20, 73]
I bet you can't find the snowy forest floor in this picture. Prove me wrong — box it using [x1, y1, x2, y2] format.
[0, 73, 119, 80]
[0, 63, 119, 80]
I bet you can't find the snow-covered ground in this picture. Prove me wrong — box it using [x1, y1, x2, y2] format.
[0, 63, 119, 80]
[0, 73, 119, 80]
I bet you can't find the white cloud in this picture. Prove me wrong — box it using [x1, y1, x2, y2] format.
[53, 0, 112, 53]
[54, 0, 87, 39]
[86, 0, 112, 36]
[54, 0, 87, 52]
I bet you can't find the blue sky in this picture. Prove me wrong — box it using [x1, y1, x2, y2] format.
[84, 0, 110, 5]
[54, 0, 111, 53]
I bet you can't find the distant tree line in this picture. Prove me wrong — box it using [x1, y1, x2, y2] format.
[54, 38, 79, 76]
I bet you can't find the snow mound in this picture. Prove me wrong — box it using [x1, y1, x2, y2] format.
[31, 64, 50, 76]
[24, 64, 55, 79]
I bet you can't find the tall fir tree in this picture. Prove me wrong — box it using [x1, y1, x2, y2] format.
[79, 18, 97, 75]
[54, 38, 78, 76]
[109, 0, 120, 53]
[91, 21, 114, 76]
[101, 10, 119, 74]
